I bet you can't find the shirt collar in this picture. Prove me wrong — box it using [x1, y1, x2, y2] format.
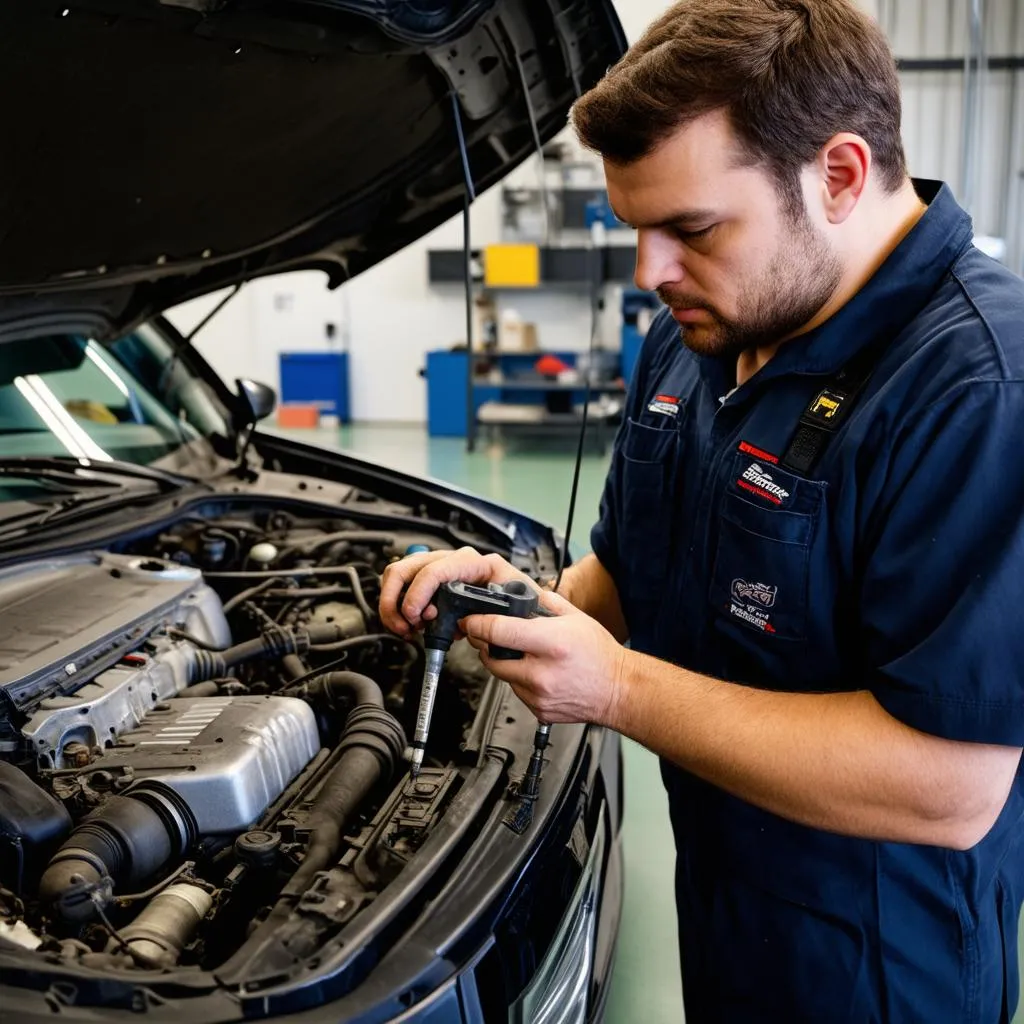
[698, 179, 974, 396]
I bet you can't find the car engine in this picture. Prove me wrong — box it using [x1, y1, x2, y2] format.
[0, 508, 492, 974]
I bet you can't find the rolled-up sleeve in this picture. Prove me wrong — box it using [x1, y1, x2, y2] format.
[864, 379, 1024, 746]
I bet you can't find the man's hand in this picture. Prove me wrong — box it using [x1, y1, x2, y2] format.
[461, 593, 628, 726]
[379, 546, 537, 640]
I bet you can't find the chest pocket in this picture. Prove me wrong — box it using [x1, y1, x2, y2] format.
[709, 452, 826, 643]
[618, 414, 682, 601]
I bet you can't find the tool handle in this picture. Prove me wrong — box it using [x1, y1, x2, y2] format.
[431, 580, 555, 660]
[486, 582, 555, 659]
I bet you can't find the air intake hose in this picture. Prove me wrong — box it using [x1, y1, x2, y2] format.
[39, 784, 195, 923]
[281, 673, 404, 898]
[217, 674, 404, 973]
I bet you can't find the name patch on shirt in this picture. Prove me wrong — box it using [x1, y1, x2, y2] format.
[736, 462, 791, 507]
[737, 440, 779, 465]
[647, 394, 680, 417]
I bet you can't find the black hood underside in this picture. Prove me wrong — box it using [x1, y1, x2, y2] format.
[0, 0, 624, 337]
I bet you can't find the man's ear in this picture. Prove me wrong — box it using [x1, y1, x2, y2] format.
[816, 133, 871, 225]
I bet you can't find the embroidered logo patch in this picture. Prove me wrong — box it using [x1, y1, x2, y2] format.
[731, 578, 777, 608]
[647, 394, 680, 417]
[737, 462, 791, 506]
[729, 578, 778, 633]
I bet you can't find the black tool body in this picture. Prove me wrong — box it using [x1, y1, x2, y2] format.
[425, 580, 552, 659]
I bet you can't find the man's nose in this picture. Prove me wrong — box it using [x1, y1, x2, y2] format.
[634, 228, 685, 293]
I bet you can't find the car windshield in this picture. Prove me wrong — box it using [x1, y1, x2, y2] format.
[0, 324, 230, 468]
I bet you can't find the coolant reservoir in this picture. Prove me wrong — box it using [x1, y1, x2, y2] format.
[248, 542, 279, 565]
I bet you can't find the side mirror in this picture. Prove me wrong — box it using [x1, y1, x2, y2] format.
[235, 378, 276, 425]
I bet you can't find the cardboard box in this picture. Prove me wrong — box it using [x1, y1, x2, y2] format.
[499, 319, 539, 352]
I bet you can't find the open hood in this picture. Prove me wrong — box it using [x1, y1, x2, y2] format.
[0, 1, 624, 337]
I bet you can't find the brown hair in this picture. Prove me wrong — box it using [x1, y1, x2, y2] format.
[572, 0, 906, 214]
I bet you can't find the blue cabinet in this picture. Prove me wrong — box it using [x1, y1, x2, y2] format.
[620, 289, 662, 386]
[278, 352, 350, 422]
[427, 351, 495, 436]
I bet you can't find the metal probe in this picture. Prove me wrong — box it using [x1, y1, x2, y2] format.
[410, 646, 446, 781]
[409, 580, 551, 781]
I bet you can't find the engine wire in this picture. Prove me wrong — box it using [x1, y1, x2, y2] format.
[115, 861, 195, 905]
[555, 246, 601, 593]
[260, 585, 346, 600]
[285, 634, 420, 688]
[166, 628, 227, 651]
[91, 896, 164, 971]
[219, 566, 375, 622]
[221, 576, 285, 614]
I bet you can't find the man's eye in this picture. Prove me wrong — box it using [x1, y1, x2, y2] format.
[677, 224, 716, 243]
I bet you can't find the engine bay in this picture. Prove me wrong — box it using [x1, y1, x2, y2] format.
[0, 505, 511, 977]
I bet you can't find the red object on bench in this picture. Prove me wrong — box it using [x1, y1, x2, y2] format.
[534, 354, 571, 377]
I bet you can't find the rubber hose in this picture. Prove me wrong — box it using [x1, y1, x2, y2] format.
[178, 680, 220, 698]
[190, 623, 344, 681]
[281, 654, 308, 681]
[282, 704, 404, 898]
[332, 565, 376, 625]
[283, 671, 383, 711]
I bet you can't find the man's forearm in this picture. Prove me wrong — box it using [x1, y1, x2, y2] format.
[552, 554, 628, 642]
[607, 650, 1020, 850]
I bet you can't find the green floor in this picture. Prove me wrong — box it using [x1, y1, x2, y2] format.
[266, 422, 684, 1024]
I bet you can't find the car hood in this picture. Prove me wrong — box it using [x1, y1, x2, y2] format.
[0, 0, 624, 338]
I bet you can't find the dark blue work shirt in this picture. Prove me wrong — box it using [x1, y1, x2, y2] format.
[592, 181, 1024, 1023]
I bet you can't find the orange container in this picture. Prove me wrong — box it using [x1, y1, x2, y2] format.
[277, 404, 320, 428]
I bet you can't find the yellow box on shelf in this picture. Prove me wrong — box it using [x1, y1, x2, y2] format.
[483, 243, 540, 288]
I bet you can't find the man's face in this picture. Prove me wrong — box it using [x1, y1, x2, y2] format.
[605, 111, 843, 360]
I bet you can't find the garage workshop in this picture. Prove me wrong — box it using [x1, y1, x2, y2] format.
[1, 1, 1023, 1022]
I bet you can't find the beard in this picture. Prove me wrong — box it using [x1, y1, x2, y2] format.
[657, 213, 843, 361]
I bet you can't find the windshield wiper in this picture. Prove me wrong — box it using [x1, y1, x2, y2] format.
[0, 458, 210, 549]
[0, 486, 160, 543]
[0, 456, 197, 491]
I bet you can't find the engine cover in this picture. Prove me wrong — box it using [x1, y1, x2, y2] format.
[0, 552, 229, 754]
[9, 552, 231, 770]
[73, 696, 320, 834]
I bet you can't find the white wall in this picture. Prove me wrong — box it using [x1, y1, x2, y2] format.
[891, 0, 1024, 266]
[167, 0, 1024, 422]
[170, 208, 493, 424]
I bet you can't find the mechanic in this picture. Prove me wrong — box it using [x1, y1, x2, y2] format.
[381, 1, 1024, 1020]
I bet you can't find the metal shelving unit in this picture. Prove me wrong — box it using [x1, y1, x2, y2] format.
[427, 180, 640, 449]
[467, 351, 625, 454]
